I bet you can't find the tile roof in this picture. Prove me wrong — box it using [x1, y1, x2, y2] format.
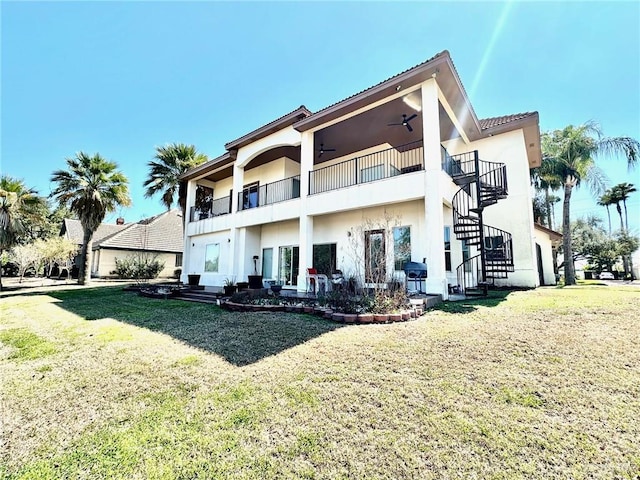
[95, 209, 183, 253]
[303, 51, 447, 119]
[62, 210, 183, 253]
[61, 219, 125, 245]
[479, 112, 537, 130]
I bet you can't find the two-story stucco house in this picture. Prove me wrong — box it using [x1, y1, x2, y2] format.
[180, 50, 555, 299]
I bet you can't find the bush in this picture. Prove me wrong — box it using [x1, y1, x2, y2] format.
[113, 254, 165, 281]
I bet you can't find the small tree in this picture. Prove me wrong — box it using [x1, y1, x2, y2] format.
[344, 210, 409, 313]
[9, 243, 43, 282]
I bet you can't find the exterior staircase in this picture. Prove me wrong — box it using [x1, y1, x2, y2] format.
[445, 150, 514, 296]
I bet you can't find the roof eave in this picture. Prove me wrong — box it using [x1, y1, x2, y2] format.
[482, 112, 542, 169]
[180, 151, 236, 181]
[292, 50, 483, 139]
[224, 106, 312, 151]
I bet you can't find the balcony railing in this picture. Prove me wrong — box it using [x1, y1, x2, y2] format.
[309, 140, 424, 195]
[189, 195, 231, 222]
[237, 175, 301, 211]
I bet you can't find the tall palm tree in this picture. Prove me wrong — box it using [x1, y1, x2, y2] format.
[611, 182, 636, 232]
[50, 152, 131, 285]
[541, 121, 639, 285]
[597, 190, 614, 235]
[531, 160, 562, 229]
[143, 143, 208, 224]
[607, 187, 625, 232]
[0, 176, 45, 290]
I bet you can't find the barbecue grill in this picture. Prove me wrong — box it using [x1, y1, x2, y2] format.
[404, 261, 428, 293]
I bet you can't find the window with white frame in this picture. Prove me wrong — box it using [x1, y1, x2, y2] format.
[444, 226, 452, 271]
[393, 226, 411, 271]
[204, 243, 220, 272]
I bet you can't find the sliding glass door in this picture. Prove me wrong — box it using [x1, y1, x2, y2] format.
[278, 246, 299, 286]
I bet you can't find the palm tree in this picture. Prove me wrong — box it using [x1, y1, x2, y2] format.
[607, 187, 625, 232]
[143, 143, 208, 224]
[541, 121, 639, 285]
[611, 182, 636, 232]
[531, 161, 562, 229]
[50, 152, 131, 285]
[597, 190, 614, 235]
[0, 176, 45, 290]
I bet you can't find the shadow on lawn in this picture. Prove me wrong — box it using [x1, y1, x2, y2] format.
[432, 289, 512, 314]
[48, 286, 343, 367]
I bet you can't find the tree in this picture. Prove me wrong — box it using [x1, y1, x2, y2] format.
[50, 152, 131, 285]
[597, 190, 614, 235]
[143, 143, 208, 224]
[530, 161, 562, 229]
[36, 237, 78, 278]
[542, 122, 639, 285]
[9, 243, 42, 283]
[611, 183, 636, 232]
[0, 176, 45, 290]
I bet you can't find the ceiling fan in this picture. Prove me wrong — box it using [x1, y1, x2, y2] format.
[388, 113, 418, 132]
[317, 143, 337, 157]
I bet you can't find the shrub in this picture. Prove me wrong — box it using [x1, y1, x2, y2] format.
[113, 253, 165, 282]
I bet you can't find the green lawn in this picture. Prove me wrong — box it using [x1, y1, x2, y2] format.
[1, 285, 639, 479]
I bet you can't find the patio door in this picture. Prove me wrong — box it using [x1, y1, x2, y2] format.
[278, 246, 299, 286]
[365, 229, 385, 283]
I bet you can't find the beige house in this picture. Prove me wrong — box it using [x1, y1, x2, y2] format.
[179, 50, 553, 298]
[61, 210, 183, 279]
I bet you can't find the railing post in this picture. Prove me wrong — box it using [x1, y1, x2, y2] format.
[473, 150, 487, 285]
[354, 157, 359, 185]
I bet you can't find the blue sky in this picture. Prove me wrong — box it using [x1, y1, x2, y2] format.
[2, 1, 639, 232]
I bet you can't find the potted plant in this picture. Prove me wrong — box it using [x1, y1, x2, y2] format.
[187, 273, 201, 287]
[237, 281, 249, 291]
[223, 277, 237, 296]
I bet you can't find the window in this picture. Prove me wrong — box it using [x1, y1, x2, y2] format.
[462, 240, 471, 273]
[175, 253, 183, 267]
[262, 248, 273, 279]
[366, 230, 386, 282]
[278, 246, 299, 285]
[313, 243, 337, 276]
[393, 226, 411, 271]
[204, 243, 220, 272]
[242, 182, 259, 210]
[444, 226, 452, 271]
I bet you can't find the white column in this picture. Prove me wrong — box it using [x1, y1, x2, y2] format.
[421, 79, 448, 298]
[297, 131, 314, 291]
[229, 164, 245, 281]
[181, 179, 197, 283]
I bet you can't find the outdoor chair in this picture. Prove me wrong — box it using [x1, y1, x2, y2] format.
[306, 268, 329, 294]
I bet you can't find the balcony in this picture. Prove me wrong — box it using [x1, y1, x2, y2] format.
[189, 195, 231, 222]
[309, 140, 424, 195]
[237, 175, 301, 211]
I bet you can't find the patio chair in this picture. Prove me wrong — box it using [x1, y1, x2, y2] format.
[306, 268, 329, 294]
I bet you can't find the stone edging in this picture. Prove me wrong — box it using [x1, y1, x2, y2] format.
[221, 301, 425, 324]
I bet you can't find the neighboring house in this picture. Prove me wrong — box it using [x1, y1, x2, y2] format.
[60, 209, 183, 278]
[179, 50, 550, 298]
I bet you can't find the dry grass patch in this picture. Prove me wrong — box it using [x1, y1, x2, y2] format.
[1, 285, 639, 479]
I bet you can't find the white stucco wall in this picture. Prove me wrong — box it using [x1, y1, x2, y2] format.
[533, 228, 558, 286]
[185, 230, 232, 285]
[94, 249, 181, 279]
[443, 129, 538, 288]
